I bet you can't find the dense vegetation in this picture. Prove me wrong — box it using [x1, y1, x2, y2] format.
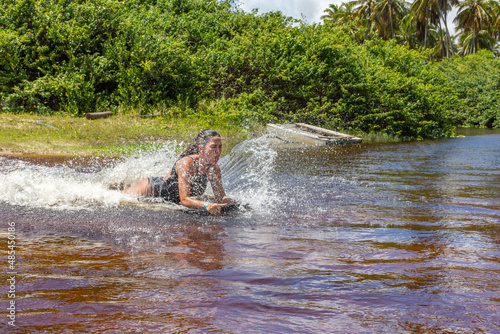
[0, 0, 498, 142]
[322, 0, 500, 58]
[434, 51, 500, 128]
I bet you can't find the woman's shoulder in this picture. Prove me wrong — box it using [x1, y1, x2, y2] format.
[176, 155, 199, 170]
[178, 154, 199, 162]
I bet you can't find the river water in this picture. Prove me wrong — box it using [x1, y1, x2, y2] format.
[1, 130, 499, 333]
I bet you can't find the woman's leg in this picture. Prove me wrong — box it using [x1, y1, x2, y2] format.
[124, 178, 150, 196]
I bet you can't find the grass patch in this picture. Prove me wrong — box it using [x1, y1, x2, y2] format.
[0, 111, 252, 157]
[1, 108, 413, 158]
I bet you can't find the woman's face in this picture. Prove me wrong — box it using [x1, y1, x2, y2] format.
[200, 136, 222, 164]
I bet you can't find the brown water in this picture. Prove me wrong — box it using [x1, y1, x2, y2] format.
[1, 131, 499, 333]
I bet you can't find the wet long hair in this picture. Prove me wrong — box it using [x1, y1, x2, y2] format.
[179, 129, 221, 158]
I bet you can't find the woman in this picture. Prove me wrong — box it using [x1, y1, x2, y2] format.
[125, 129, 236, 215]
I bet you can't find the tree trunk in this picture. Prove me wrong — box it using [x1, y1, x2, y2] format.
[364, 4, 372, 42]
[389, 5, 395, 39]
[86, 111, 113, 120]
[443, 3, 454, 56]
[364, 18, 372, 41]
[423, 17, 428, 50]
[435, 0, 453, 57]
[472, 19, 477, 54]
[438, 19, 447, 58]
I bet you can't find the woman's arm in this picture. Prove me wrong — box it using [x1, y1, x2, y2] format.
[208, 164, 236, 204]
[177, 157, 205, 209]
[177, 158, 230, 214]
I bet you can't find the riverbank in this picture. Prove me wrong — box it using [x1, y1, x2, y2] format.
[0, 113, 253, 157]
[4, 112, 498, 158]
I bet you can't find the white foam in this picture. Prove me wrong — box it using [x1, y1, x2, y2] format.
[219, 135, 279, 214]
[0, 138, 280, 212]
[0, 162, 123, 210]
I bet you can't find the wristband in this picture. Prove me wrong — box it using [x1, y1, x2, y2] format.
[203, 201, 210, 211]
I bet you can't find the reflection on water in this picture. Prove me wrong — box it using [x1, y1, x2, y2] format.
[1, 133, 499, 333]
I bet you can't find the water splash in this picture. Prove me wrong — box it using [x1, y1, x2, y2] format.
[0, 161, 121, 209]
[219, 134, 279, 214]
[0, 137, 280, 212]
[100, 142, 181, 190]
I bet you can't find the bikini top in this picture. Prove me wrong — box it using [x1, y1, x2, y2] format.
[169, 156, 208, 197]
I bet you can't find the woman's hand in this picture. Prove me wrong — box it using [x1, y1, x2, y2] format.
[205, 203, 228, 215]
[221, 196, 237, 205]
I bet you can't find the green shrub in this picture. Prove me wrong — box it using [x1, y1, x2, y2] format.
[433, 50, 500, 128]
[0, 0, 466, 139]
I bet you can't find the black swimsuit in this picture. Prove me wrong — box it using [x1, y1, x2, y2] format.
[148, 156, 208, 204]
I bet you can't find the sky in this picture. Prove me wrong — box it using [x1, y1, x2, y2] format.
[237, 0, 458, 33]
[238, 0, 336, 24]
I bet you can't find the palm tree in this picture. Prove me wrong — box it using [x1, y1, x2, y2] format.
[396, 13, 421, 48]
[321, 4, 344, 23]
[321, 2, 358, 25]
[321, 1, 358, 25]
[431, 26, 452, 58]
[354, 0, 377, 40]
[373, 0, 408, 39]
[458, 28, 498, 54]
[490, 1, 500, 40]
[410, 0, 457, 56]
[436, 0, 459, 56]
[454, 0, 494, 54]
[410, 0, 439, 49]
